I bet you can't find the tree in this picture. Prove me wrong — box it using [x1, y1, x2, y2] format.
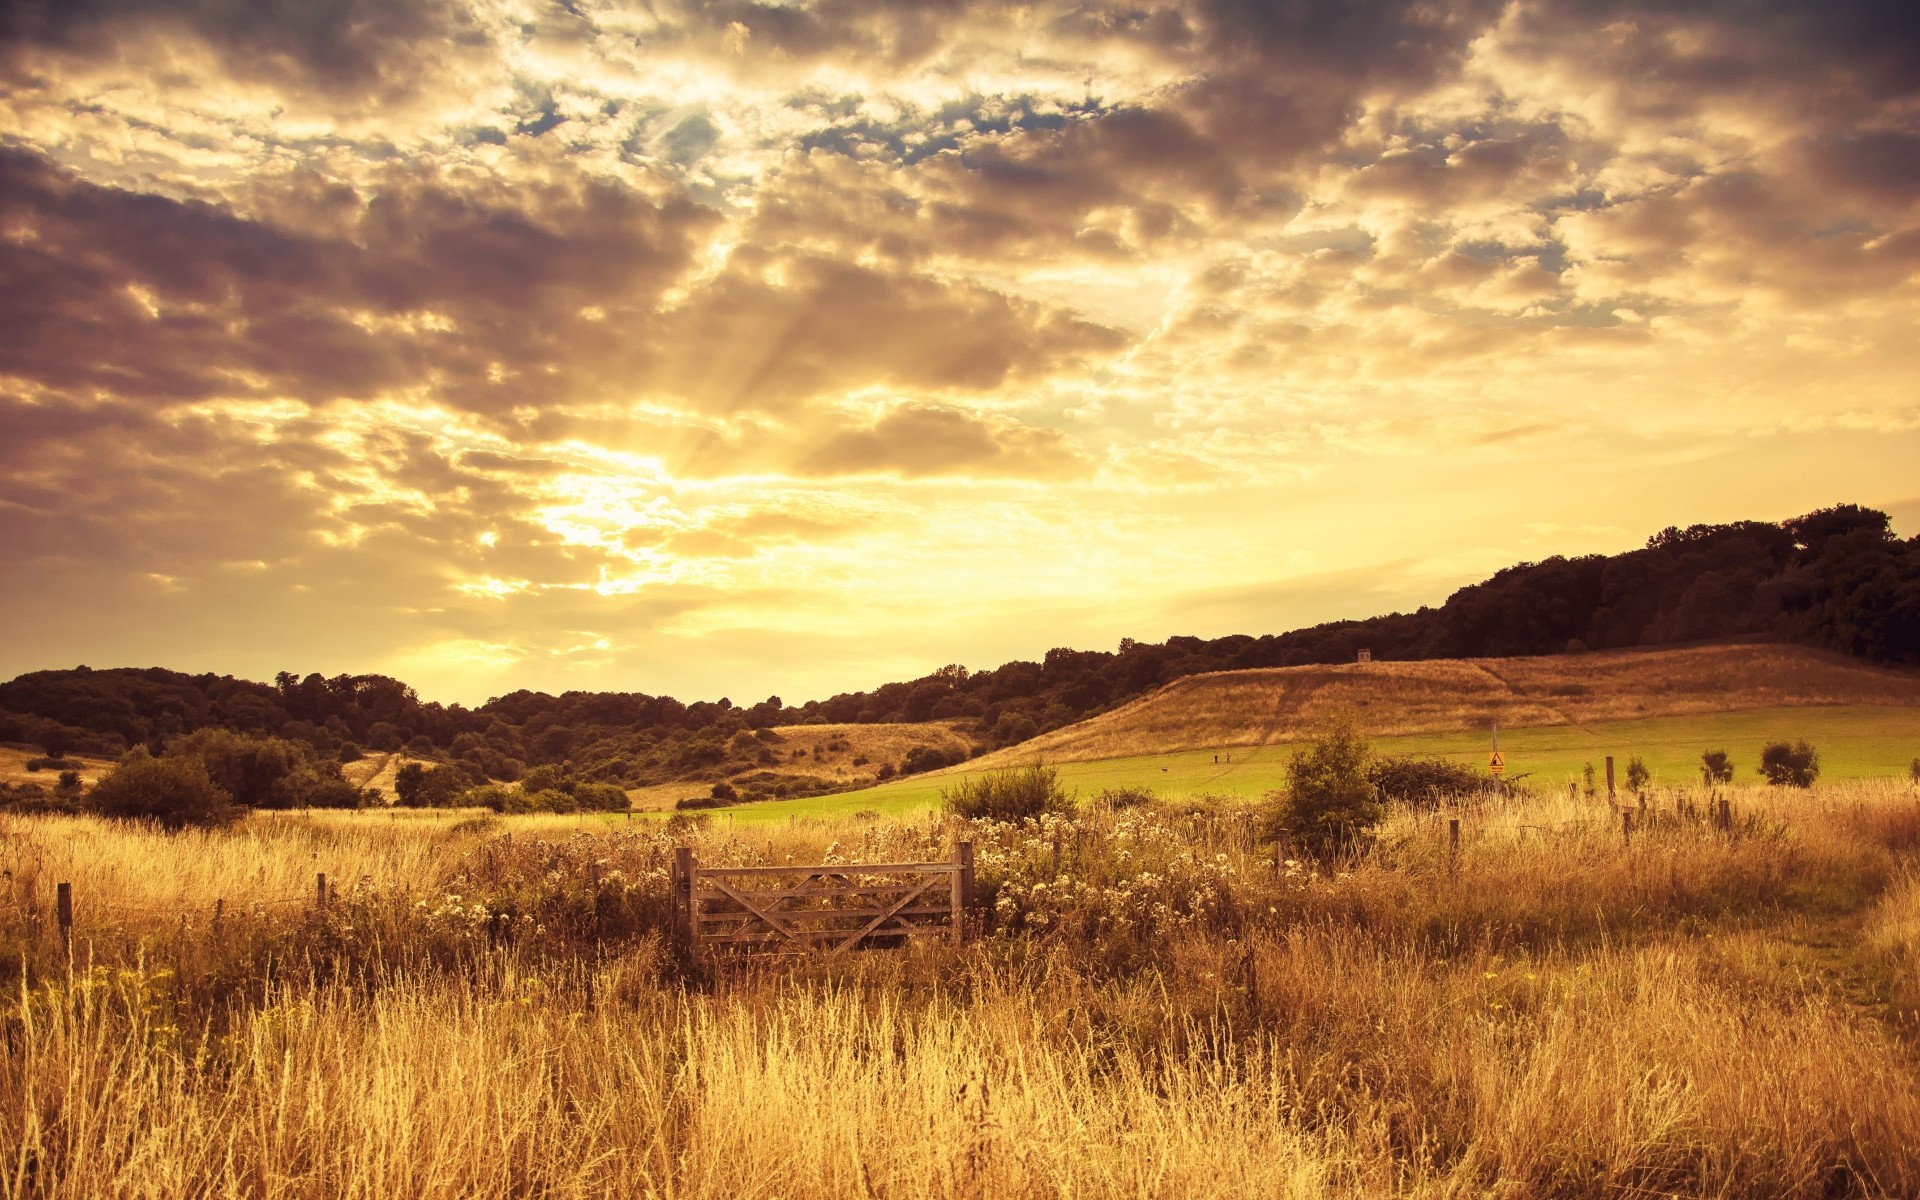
[87, 753, 237, 829]
[1625, 756, 1651, 795]
[1758, 740, 1820, 787]
[1700, 750, 1734, 785]
[1267, 719, 1383, 858]
[394, 761, 466, 807]
[39, 729, 72, 760]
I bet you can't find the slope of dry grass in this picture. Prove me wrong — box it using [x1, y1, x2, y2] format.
[967, 643, 1920, 768]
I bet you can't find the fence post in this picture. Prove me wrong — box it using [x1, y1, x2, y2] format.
[1448, 818, 1460, 874]
[951, 841, 974, 945]
[672, 847, 696, 952]
[1621, 809, 1633, 847]
[1718, 797, 1732, 831]
[1605, 756, 1616, 802]
[56, 881, 72, 959]
[316, 872, 328, 911]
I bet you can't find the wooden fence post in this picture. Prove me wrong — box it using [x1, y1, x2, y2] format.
[1717, 797, 1732, 832]
[672, 846, 696, 952]
[56, 881, 72, 958]
[316, 872, 328, 911]
[1621, 809, 1633, 847]
[1605, 756, 1616, 802]
[951, 841, 974, 944]
[1448, 818, 1460, 874]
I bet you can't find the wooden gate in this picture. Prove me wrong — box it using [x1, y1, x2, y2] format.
[670, 842, 973, 954]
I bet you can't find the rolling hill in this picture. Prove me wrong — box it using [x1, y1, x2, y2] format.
[955, 643, 1920, 771]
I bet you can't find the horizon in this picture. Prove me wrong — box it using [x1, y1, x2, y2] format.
[5, 1, 1920, 708]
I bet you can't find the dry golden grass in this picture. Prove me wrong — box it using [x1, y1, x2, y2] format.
[5, 781, 1920, 1197]
[969, 643, 1920, 767]
[0, 746, 112, 790]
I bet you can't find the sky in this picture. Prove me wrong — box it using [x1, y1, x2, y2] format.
[2, 0, 1918, 708]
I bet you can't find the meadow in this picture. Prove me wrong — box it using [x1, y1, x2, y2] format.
[694, 703, 1920, 824]
[5, 776, 1920, 1197]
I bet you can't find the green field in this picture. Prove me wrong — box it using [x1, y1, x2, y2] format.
[665, 704, 1920, 825]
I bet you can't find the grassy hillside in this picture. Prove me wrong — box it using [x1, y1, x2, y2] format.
[964, 643, 1920, 769]
[675, 703, 1920, 825]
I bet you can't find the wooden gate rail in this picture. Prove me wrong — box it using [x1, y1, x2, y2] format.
[671, 842, 973, 955]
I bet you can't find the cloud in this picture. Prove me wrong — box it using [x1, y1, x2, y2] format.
[3, 0, 1920, 704]
[796, 403, 1092, 478]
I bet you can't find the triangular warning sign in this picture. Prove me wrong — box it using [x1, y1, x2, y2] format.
[1488, 750, 1506, 775]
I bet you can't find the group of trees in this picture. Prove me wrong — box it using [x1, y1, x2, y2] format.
[73, 732, 376, 829]
[3, 505, 1915, 801]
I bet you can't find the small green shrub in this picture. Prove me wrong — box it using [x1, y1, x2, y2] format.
[1266, 720, 1383, 858]
[1701, 750, 1735, 785]
[942, 764, 1070, 821]
[1625, 756, 1651, 794]
[1759, 740, 1821, 787]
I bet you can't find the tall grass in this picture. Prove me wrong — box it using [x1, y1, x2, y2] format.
[4, 782, 1920, 1197]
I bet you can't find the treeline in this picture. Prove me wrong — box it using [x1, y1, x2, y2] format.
[2, 504, 1915, 792]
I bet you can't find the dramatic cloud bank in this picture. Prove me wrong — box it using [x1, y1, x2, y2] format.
[3, 0, 1917, 702]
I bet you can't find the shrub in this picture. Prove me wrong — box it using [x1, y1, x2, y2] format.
[902, 744, 965, 775]
[1701, 749, 1735, 785]
[1759, 740, 1821, 787]
[572, 781, 629, 812]
[942, 764, 1070, 821]
[24, 756, 81, 772]
[338, 742, 363, 764]
[1266, 720, 1382, 858]
[1094, 785, 1156, 810]
[394, 762, 469, 807]
[87, 753, 237, 829]
[1910, 757, 1919, 785]
[1367, 756, 1487, 808]
[674, 795, 728, 811]
[709, 781, 738, 802]
[876, 763, 896, 781]
[1625, 756, 1651, 794]
[56, 770, 81, 791]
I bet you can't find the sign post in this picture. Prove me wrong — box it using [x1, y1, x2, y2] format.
[1488, 723, 1505, 781]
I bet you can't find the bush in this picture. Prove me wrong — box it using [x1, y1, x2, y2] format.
[1625, 756, 1651, 794]
[942, 764, 1070, 821]
[1367, 756, 1487, 808]
[709, 781, 738, 802]
[24, 756, 82, 772]
[1267, 720, 1383, 858]
[56, 770, 81, 791]
[1701, 749, 1735, 785]
[1910, 757, 1919, 785]
[572, 781, 629, 812]
[1094, 785, 1156, 810]
[338, 742, 363, 764]
[674, 795, 728, 811]
[902, 744, 965, 775]
[87, 753, 237, 829]
[1759, 740, 1821, 787]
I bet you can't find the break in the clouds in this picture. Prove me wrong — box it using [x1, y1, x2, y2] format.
[2, 0, 1917, 704]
